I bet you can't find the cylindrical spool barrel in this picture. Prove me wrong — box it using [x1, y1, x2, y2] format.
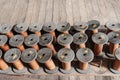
[24, 34, 39, 51]
[73, 32, 88, 48]
[92, 32, 108, 56]
[57, 33, 73, 49]
[87, 20, 100, 34]
[9, 35, 25, 52]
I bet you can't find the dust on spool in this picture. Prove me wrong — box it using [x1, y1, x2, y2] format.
[0, 24, 14, 38]
[92, 32, 108, 56]
[0, 35, 9, 51]
[57, 48, 74, 71]
[39, 33, 56, 55]
[28, 23, 43, 37]
[57, 22, 71, 34]
[4, 48, 24, 70]
[21, 48, 39, 70]
[76, 48, 94, 71]
[0, 49, 9, 71]
[24, 34, 39, 51]
[9, 35, 25, 52]
[43, 22, 57, 42]
[73, 32, 88, 48]
[73, 21, 88, 33]
[14, 23, 28, 37]
[87, 20, 100, 34]
[57, 33, 73, 49]
[105, 21, 120, 32]
[108, 32, 120, 56]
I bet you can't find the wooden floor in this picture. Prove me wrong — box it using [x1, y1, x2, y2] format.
[0, 0, 120, 80]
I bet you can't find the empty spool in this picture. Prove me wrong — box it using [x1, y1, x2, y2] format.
[87, 20, 100, 34]
[37, 48, 58, 74]
[28, 23, 43, 37]
[57, 33, 73, 48]
[0, 49, 11, 73]
[92, 32, 108, 56]
[57, 22, 71, 34]
[0, 24, 14, 38]
[76, 48, 94, 74]
[14, 23, 28, 37]
[109, 48, 120, 74]
[0, 35, 9, 51]
[4, 48, 26, 73]
[21, 48, 42, 74]
[107, 32, 120, 57]
[43, 22, 57, 42]
[73, 21, 88, 33]
[24, 34, 39, 51]
[73, 32, 88, 48]
[39, 33, 56, 55]
[57, 48, 75, 74]
[9, 35, 25, 52]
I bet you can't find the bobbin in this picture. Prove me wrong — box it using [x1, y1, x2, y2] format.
[73, 21, 88, 33]
[28, 23, 43, 37]
[43, 22, 57, 42]
[0, 35, 9, 51]
[24, 34, 39, 51]
[0, 24, 14, 38]
[57, 33, 73, 48]
[0, 49, 11, 73]
[4, 48, 27, 74]
[109, 48, 120, 74]
[73, 32, 88, 48]
[37, 48, 58, 74]
[9, 35, 25, 52]
[39, 33, 56, 55]
[14, 23, 28, 37]
[87, 20, 100, 34]
[21, 48, 42, 74]
[107, 32, 120, 57]
[57, 48, 75, 74]
[105, 21, 120, 33]
[57, 22, 71, 34]
[92, 32, 108, 56]
[76, 48, 94, 74]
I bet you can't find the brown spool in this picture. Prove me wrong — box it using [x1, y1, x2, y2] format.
[64, 44, 71, 49]
[79, 43, 86, 48]
[17, 45, 25, 52]
[47, 44, 56, 55]
[45, 59, 56, 70]
[32, 44, 39, 51]
[79, 62, 88, 70]
[29, 59, 40, 70]
[21, 32, 28, 38]
[93, 29, 98, 34]
[0, 58, 9, 71]
[13, 60, 24, 70]
[113, 59, 120, 71]
[63, 31, 69, 34]
[94, 44, 103, 56]
[62, 62, 71, 70]
[6, 31, 14, 38]
[0, 44, 9, 51]
[35, 31, 41, 37]
[50, 31, 56, 42]
[109, 43, 119, 54]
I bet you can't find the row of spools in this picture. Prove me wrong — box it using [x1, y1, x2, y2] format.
[0, 20, 120, 74]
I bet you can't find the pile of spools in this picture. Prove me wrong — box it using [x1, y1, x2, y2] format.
[0, 20, 120, 74]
